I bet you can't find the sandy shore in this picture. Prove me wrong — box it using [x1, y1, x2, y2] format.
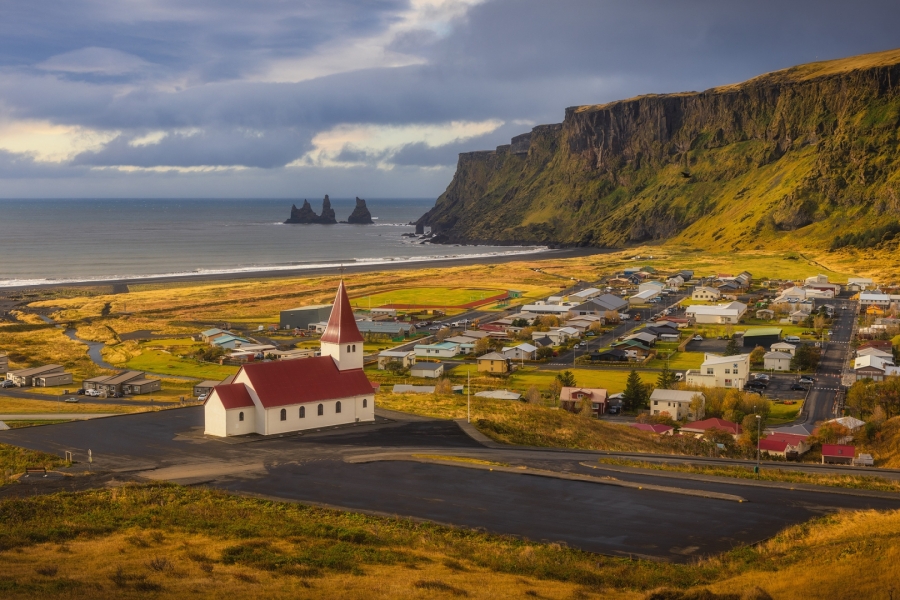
[1, 247, 610, 293]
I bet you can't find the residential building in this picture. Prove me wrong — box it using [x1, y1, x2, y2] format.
[765, 432, 811, 458]
[445, 336, 477, 354]
[857, 347, 893, 360]
[569, 287, 603, 302]
[612, 339, 653, 360]
[200, 328, 226, 342]
[822, 444, 856, 465]
[377, 350, 416, 369]
[686, 353, 750, 388]
[410, 362, 444, 378]
[414, 342, 460, 358]
[853, 354, 899, 381]
[680, 417, 741, 438]
[279, 304, 333, 330]
[764, 351, 792, 371]
[83, 370, 161, 395]
[477, 352, 510, 374]
[0, 352, 7, 375]
[755, 309, 775, 320]
[666, 275, 684, 288]
[685, 301, 747, 324]
[501, 343, 537, 361]
[203, 280, 375, 437]
[194, 380, 224, 397]
[771, 342, 797, 355]
[742, 327, 782, 348]
[532, 335, 554, 348]
[847, 277, 875, 291]
[590, 349, 628, 362]
[859, 293, 892, 308]
[630, 289, 659, 304]
[692, 286, 722, 301]
[639, 281, 665, 295]
[649, 389, 705, 421]
[624, 331, 657, 346]
[33, 370, 74, 387]
[6, 364, 67, 387]
[630, 423, 674, 435]
[356, 321, 416, 337]
[560, 387, 608, 416]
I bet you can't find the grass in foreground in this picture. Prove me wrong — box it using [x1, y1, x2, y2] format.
[595, 458, 900, 493]
[1, 484, 900, 599]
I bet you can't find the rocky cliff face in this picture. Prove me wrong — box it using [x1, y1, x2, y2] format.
[285, 195, 338, 224]
[345, 197, 374, 224]
[417, 49, 900, 252]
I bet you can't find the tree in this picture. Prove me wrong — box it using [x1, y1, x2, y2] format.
[724, 337, 740, 356]
[474, 337, 493, 356]
[846, 378, 879, 417]
[622, 369, 647, 412]
[511, 318, 529, 327]
[656, 365, 676, 389]
[689, 393, 706, 420]
[749, 345, 766, 367]
[812, 422, 850, 446]
[604, 310, 620, 324]
[435, 328, 450, 342]
[741, 413, 764, 446]
[384, 360, 407, 375]
[536, 346, 554, 360]
[791, 344, 821, 371]
[525, 385, 542, 404]
[549, 378, 562, 403]
[556, 370, 577, 387]
[588, 322, 603, 334]
[433, 378, 453, 395]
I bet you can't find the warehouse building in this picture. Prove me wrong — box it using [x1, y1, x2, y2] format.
[279, 304, 333, 330]
[0, 352, 7, 375]
[7, 364, 69, 387]
[742, 327, 782, 348]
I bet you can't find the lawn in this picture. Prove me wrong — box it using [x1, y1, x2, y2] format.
[351, 286, 508, 308]
[125, 350, 239, 380]
[767, 402, 802, 425]
[508, 367, 657, 394]
[646, 351, 705, 370]
[0, 397, 146, 414]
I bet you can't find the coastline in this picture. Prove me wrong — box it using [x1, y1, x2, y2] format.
[1, 247, 608, 292]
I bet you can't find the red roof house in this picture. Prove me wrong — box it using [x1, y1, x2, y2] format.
[757, 438, 789, 457]
[766, 432, 811, 456]
[822, 444, 856, 465]
[680, 417, 741, 437]
[630, 423, 675, 435]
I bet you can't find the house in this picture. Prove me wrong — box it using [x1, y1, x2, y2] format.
[542, 327, 579, 345]
[392, 384, 435, 394]
[279, 304, 333, 330]
[858, 340, 894, 353]
[767, 423, 814, 437]
[211, 334, 253, 350]
[678, 270, 694, 281]
[630, 289, 659, 304]
[757, 438, 790, 458]
[847, 277, 875, 291]
[377, 350, 416, 369]
[414, 342, 460, 358]
[501, 343, 537, 361]
[771, 342, 797, 355]
[639, 281, 665, 294]
[356, 321, 416, 337]
[569, 287, 603, 302]
[742, 327, 782, 348]
[560, 387, 608, 416]
[445, 336, 477, 354]
[203, 281, 376, 437]
[630, 423, 675, 435]
[83, 370, 161, 395]
[624, 331, 657, 346]
[680, 417, 741, 438]
[859, 293, 892, 308]
[6, 364, 68, 387]
[765, 432, 811, 457]
[590, 349, 628, 362]
[685, 302, 747, 324]
[686, 353, 750, 388]
[755, 309, 775, 320]
[532, 335, 554, 348]
[857, 347, 894, 360]
[477, 352, 510, 374]
[410, 362, 444, 379]
[612, 339, 653, 360]
[853, 354, 896, 381]
[692, 287, 722, 301]
[822, 444, 856, 465]
[200, 328, 227, 342]
[764, 351, 793, 371]
[475, 390, 521, 400]
[666, 275, 685, 288]
[194, 380, 224, 397]
[789, 310, 810, 324]
[649, 389, 705, 421]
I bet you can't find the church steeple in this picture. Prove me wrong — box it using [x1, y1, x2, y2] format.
[320, 280, 364, 371]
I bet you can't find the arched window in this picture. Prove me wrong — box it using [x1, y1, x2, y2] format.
[362, 398, 367, 408]
[336, 401, 342, 413]
[239, 412, 244, 421]
[299, 406, 305, 418]
[280, 408, 286, 421]
[346, 345, 351, 352]
[352, 344, 356, 352]
[317, 404, 324, 416]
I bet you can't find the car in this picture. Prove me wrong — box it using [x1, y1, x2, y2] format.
[692, 335, 703, 341]
[428, 326, 441, 331]
[674, 372, 684, 381]
[752, 373, 770, 382]
[607, 406, 620, 415]
[574, 343, 582, 348]
[0, 379, 14, 388]
[84, 389, 100, 397]
[799, 375, 816, 383]
[827, 330, 833, 337]
[198, 393, 208, 402]
[64, 397, 79, 403]
[790, 383, 809, 391]
[76, 388, 86, 395]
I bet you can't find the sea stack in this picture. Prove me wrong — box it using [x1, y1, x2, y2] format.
[284, 195, 338, 224]
[346, 197, 374, 224]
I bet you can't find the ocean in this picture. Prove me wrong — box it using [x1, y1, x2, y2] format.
[0, 198, 542, 287]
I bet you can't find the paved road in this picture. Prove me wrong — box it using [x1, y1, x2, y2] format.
[3, 407, 898, 562]
[0, 413, 118, 420]
[801, 297, 855, 424]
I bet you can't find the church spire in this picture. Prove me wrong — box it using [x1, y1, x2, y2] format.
[320, 279, 364, 344]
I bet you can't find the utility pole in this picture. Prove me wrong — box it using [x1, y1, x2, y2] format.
[756, 414, 762, 477]
[467, 370, 471, 424]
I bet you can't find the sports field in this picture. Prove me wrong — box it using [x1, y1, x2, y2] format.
[351, 286, 508, 308]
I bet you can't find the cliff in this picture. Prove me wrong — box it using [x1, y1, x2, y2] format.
[285, 195, 337, 224]
[417, 48, 900, 252]
[345, 197, 374, 224]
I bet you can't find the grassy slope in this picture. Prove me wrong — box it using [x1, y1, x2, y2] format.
[0, 484, 899, 599]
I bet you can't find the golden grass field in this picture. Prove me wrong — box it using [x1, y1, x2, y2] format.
[0, 483, 899, 599]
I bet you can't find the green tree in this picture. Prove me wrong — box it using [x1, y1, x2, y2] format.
[656, 365, 676, 389]
[556, 370, 577, 388]
[536, 346, 554, 360]
[791, 344, 821, 371]
[724, 337, 740, 356]
[749, 345, 766, 367]
[741, 413, 764, 445]
[622, 369, 647, 412]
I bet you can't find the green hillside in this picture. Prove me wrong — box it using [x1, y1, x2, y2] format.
[417, 48, 900, 255]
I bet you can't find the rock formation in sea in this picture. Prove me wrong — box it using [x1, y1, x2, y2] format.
[284, 195, 338, 224]
[345, 197, 374, 224]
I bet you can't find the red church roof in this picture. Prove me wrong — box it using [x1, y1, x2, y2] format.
[240, 356, 374, 408]
[208, 383, 255, 409]
[320, 280, 364, 344]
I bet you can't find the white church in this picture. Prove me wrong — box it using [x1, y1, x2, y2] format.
[204, 280, 376, 437]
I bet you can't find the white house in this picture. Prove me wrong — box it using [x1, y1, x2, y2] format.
[377, 350, 416, 369]
[629, 289, 659, 305]
[859, 293, 892, 308]
[847, 277, 875, 291]
[649, 389, 705, 421]
[204, 281, 375, 437]
[639, 281, 665, 294]
[691, 286, 721, 301]
[764, 351, 792, 371]
[770, 342, 797, 356]
[685, 301, 747, 324]
[666, 275, 685, 288]
[501, 343, 537, 361]
[410, 362, 444, 378]
[686, 353, 750, 388]
[414, 342, 460, 358]
[569, 287, 603, 302]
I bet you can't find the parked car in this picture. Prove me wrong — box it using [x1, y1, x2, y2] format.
[752, 373, 770, 382]
[64, 397, 79, 403]
[76, 388, 86, 395]
[428, 326, 441, 331]
[84, 389, 101, 397]
[607, 406, 620, 415]
[790, 383, 809, 391]
[674, 372, 684, 381]
[198, 393, 208, 402]
[692, 335, 703, 341]
[799, 375, 816, 383]
[0, 379, 14, 388]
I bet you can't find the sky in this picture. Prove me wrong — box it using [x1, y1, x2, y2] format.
[1, 0, 899, 199]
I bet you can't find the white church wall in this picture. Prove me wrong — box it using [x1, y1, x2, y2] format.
[263, 395, 373, 435]
[204, 395, 227, 436]
[226, 407, 256, 436]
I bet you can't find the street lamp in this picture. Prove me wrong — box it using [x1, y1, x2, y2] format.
[756, 414, 762, 477]
[467, 369, 471, 424]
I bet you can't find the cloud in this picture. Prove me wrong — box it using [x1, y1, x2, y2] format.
[36, 47, 154, 75]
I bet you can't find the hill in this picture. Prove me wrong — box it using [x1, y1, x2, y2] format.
[416, 48, 900, 253]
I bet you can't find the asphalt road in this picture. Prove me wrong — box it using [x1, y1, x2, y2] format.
[801, 297, 856, 424]
[3, 407, 898, 562]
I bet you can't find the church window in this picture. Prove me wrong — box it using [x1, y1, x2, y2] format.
[239, 412, 244, 421]
[336, 401, 342, 413]
[352, 344, 356, 352]
[299, 406, 305, 418]
[347, 345, 351, 352]
[318, 404, 324, 416]
[280, 408, 286, 421]
[363, 399, 367, 408]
